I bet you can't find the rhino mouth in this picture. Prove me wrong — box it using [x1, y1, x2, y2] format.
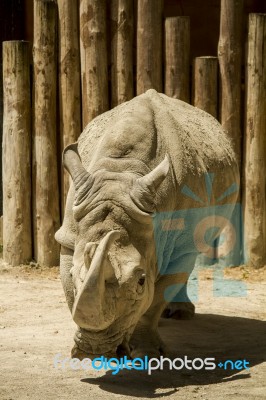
[73, 324, 135, 358]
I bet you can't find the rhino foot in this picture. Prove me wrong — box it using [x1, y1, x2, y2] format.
[129, 323, 166, 359]
[71, 344, 90, 360]
[161, 301, 195, 320]
[71, 344, 118, 360]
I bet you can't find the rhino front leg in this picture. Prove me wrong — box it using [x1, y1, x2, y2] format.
[161, 301, 195, 320]
[161, 283, 195, 320]
[129, 309, 167, 359]
[60, 247, 75, 311]
[129, 276, 171, 359]
[130, 255, 196, 358]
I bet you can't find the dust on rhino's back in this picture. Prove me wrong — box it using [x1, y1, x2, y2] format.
[77, 89, 237, 187]
[58, 90, 239, 254]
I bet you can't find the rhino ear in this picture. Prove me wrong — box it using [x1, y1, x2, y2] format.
[63, 143, 91, 192]
[130, 155, 170, 213]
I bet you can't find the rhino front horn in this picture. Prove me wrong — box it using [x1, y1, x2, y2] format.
[72, 230, 120, 330]
[63, 143, 91, 191]
[130, 155, 170, 212]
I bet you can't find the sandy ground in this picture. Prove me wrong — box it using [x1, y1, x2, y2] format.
[0, 262, 265, 400]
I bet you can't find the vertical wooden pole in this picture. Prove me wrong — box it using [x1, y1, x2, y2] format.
[193, 58, 218, 266]
[2, 41, 32, 266]
[164, 16, 190, 102]
[217, 0, 243, 267]
[58, 0, 81, 214]
[0, 57, 3, 215]
[218, 0, 243, 166]
[193, 56, 218, 118]
[110, 0, 134, 107]
[137, 0, 163, 95]
[244, 14, 266, 268]
[80, 0, 109, 127]
[33, 0, 60, 266]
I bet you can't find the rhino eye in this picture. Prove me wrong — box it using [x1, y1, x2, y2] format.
[138, 274, 146, 286]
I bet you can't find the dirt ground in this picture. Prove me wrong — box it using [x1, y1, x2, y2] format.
[0, 261, 265, 400]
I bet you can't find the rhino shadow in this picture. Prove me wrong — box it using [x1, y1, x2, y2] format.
[80, 313, 266, 398]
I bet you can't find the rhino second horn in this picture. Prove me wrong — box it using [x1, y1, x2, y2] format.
[63, 143, 91, 191]
[72, 230, 120, 330]
[138, 155, 170, 190]
[130, 155, 170, 212]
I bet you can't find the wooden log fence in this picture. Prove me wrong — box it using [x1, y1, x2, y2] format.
[137, 0, 163, 94]
[33, 0, 60, 266]
[217, 0, 244, 267]
[164, 16, 190, 102]
[110, 0, 134, 107]
[1, 2, 266, 268]
[218, 0, 243, 168]
[58, 0, 81, 214]
[0, 57, 3, 216]
[244, 14, 266, 268]
[192, 56, 218, 118]
[80, 0, 109, 126]
[2, 41, 32, 266]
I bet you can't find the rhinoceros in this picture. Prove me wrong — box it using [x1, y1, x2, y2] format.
[55, 89, 239, 359]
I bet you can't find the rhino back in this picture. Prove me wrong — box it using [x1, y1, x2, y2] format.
[57, 90, 238, 250]
[77, 89, 236, 185]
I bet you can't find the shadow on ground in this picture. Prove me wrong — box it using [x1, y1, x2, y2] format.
[81, 313, 266, 398]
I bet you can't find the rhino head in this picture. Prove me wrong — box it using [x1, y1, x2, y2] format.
[60, 143, 170, 356]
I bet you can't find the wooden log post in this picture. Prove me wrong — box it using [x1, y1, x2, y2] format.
[193, 56, 218, 118]
[0, 57, 3, 216]
[80, 0, 109, 127]
[192, 56, 218, 266]
[2, 41, 32, 266]
[58, 0, 81, 214]
[217, 0, 243, 267]
[164, 16, 190, 102]
[244, 14, 266, 268]
[110, 0, 134, 107]
[218, 0, 243, 166]
[33, 0, 60, 266]
[137, 0, 163, 94]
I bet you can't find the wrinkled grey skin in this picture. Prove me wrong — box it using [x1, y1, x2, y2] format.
[55, 90, 239, 359]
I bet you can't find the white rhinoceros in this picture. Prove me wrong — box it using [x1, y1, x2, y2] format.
[55, 89, 239, 359]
